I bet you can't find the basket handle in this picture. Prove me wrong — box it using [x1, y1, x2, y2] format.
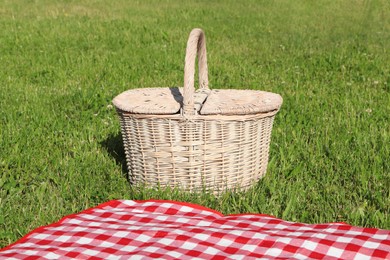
[183, 28, 209, 116]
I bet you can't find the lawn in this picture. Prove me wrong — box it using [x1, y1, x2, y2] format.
[1, 0, 389, 248]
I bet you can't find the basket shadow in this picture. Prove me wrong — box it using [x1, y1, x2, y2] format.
[100, 133, 128, 178]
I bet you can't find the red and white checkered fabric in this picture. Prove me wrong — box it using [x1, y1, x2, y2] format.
[1, 200, 389, 259]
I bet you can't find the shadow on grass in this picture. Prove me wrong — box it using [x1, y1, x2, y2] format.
[100, 133, 128, 178]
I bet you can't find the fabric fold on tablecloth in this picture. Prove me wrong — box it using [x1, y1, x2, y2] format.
[1, 199, 389, 259]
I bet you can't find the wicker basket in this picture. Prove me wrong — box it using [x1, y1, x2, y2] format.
[113, 28, 282, 193]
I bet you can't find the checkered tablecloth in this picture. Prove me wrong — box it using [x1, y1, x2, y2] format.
[1, 200, 389, 259]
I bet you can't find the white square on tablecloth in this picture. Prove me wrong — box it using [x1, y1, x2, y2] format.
[45, 252, 61, 259]
[81, 249, 100, 256]
[336, 236, 354, 243]
[33, 233, 51, 239]
[326, 246, 344, 258]
[203, 246, 220, 255]
[55, 235, 72, 242]
[264, 247, 283, 257]
[113, 231, 131, 238]
[362, 241, 380, 249]
[76, 237, 93, 244]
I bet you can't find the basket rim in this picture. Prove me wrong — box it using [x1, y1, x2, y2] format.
[116, 106, 280, 121]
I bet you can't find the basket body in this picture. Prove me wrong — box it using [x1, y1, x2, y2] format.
[117, 111, 277, 192]
[113, 28, 282, 193]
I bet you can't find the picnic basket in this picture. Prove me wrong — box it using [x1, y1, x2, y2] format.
[113, 28, 283, 193]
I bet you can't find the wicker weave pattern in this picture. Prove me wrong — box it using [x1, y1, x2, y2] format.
[114, 28, 282, 193]
[118, 113, 276, 192]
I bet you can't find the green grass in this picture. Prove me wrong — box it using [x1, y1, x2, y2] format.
[1, 0, 389, 248]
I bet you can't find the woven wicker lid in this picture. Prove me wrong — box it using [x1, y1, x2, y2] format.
[112, 87, 182, 114]
[200, 89, 283, 115]
[113, 87, 282, 116]
[112, 29, 283, 116]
